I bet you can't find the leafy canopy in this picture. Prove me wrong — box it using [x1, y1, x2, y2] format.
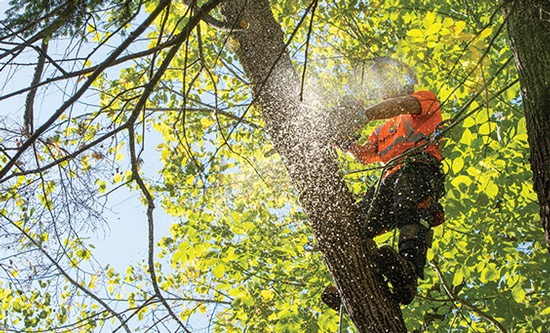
[0, 0, 548, 332]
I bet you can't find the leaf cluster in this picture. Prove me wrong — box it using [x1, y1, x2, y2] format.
[1, 0, 549, 332]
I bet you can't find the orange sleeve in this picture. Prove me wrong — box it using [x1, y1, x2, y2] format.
[349, 131, 380, 164]
[411, 90, 440, 118]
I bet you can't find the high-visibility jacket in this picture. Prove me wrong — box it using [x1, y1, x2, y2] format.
[350, 90, 443, 174]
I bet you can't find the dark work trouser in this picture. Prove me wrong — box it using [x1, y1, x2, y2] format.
[356, 161, 445, 278]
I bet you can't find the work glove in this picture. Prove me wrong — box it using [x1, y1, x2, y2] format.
[330, 96, 369, 141]
[333, 136, 353, 152]
[332, 133, 360, 152]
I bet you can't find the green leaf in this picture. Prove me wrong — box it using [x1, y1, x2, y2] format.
[511, 284, 526, 303]
[452, 268, 464, 286]
[212, 263, 225, 279]
[480, 263, 499, 284]
[480, 27, 493, 39]
[408, 29, 424, 38]
[318, 311, 339, 332]
[451, 175, 472, 187]
[452, 157, 464, 174]
[423, 11, 436, 30]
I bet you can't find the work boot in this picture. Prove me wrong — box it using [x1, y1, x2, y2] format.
[375, 245, 418, 305]
[321, 285, 341, 311]
[399, 223, 433, 279]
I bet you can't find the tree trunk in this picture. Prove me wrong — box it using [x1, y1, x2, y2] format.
[221, 1, 406, 332]
[503, 0, 550, 253]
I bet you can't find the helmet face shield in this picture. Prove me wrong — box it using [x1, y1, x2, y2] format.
[373, 70, 415, 99]
[351, 57, 417, 101]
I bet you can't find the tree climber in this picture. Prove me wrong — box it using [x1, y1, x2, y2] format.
[321, 61, 446, 309]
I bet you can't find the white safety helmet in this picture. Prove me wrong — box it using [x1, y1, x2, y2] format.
[352, 57, 417, 100]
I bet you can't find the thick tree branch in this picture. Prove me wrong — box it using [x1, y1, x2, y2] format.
[221, 1, 406, 332]
[24, 39, 49, 136]
[503, 0, 550, 252]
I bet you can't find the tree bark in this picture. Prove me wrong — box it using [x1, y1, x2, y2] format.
[221, 1, 406, 332]
[503, 0, 550, 253]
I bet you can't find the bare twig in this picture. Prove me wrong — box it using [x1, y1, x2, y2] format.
[0, 213, 132, 333]
[300, 0, 318, 102]
[30, 42, 68, 75]
[438, 3, 507, 107]
[430, 262, 508, 333]
[123, 1, 225, 331]
[183, 0, 247, 31]
[0, 0, 172, 181]
[0, 24, 215, 103]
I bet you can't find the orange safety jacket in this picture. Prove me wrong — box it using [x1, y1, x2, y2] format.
[350, 90, 443, 175]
